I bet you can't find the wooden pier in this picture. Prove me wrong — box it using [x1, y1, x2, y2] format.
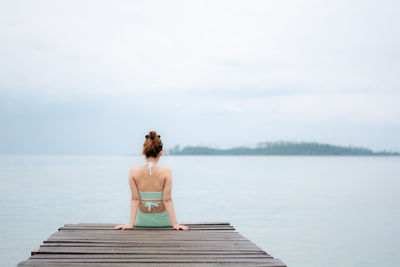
[17, 222, 286, 266]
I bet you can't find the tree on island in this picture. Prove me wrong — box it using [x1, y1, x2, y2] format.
[167, 141, 399, 156]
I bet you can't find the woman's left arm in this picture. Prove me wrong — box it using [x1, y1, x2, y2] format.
[113, 168, 140, 230]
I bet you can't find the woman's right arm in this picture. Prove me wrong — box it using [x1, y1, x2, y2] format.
[113, 168, 140, 230]
[163, 168, 190, 231]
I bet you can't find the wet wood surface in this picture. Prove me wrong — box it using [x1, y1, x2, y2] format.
[17, 222, 286, 266]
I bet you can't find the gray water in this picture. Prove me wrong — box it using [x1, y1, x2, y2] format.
[0, 155, 399, 267]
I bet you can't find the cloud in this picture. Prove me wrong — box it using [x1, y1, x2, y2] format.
[1, 0, 399, 94]
[0, 0, 399, 154]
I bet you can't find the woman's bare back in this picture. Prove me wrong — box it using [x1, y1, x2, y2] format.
[132, 164, 168, 214]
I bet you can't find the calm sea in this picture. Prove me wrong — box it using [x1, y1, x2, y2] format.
[1, 155, 399, 267]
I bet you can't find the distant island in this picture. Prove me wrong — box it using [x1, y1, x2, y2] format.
[167, 141, 400, 156]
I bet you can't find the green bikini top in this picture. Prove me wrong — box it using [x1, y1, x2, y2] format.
[139, 190, 163, 212]
[139, 190, 163, 200]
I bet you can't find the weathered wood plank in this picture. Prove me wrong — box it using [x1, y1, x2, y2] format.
[36, 244, 268, 255]
[21, 257, 284, 263]
[60, 226, 235, 229]
[60, 223, 235, 231]
[18, 260, 286, 267]
[45, 237, 254, 242]
[47, 237, 245, 242]
[42, 241, 260, 249]
[50, 230, 245, 239]
[64, 222, 232, 226]
[31, 254, 273, 259]
[35, 246, 269, 253]
[59, 226, 236, 231]
[48, 232, 248, 241]
[56, 229, 240, 235]
[36, 249, 269, 256]
[36, 247, 264, 254]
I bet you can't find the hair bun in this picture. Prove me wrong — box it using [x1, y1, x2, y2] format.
[142, 130, 163, 158]
[148, 131, 161, 140]
[145, 132, 161, 140]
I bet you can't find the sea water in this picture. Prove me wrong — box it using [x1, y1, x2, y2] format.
[0, 155, 399, 267]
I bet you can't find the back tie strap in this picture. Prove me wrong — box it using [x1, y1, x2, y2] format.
[141, 200, 162, 211]
[148, 162, 154, 175]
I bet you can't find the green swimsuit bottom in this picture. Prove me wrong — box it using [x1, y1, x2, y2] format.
[134, 190, 172, 227]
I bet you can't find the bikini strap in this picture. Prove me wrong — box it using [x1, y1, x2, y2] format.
[148, 162, 154, 176]
[141, 200, 162, 211]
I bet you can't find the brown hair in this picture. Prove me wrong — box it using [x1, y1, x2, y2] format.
[142, 130, 163, 158]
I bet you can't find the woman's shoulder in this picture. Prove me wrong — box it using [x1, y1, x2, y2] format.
[129, 166, 141, 174]
[158, 166, 171, 173]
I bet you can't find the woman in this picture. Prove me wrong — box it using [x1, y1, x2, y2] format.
[113, 131, 190, 231]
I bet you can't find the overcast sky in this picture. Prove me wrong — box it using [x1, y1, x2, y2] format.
[0, 0, 399, 155]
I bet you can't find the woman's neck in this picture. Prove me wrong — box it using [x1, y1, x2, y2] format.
[146, 157, 158, 164]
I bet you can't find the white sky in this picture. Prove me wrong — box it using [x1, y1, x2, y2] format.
[0, 0, 399, 155]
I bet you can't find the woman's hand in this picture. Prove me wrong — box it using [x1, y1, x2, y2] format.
[113, 224, 134, 230]
[172, 224, 190, 231]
